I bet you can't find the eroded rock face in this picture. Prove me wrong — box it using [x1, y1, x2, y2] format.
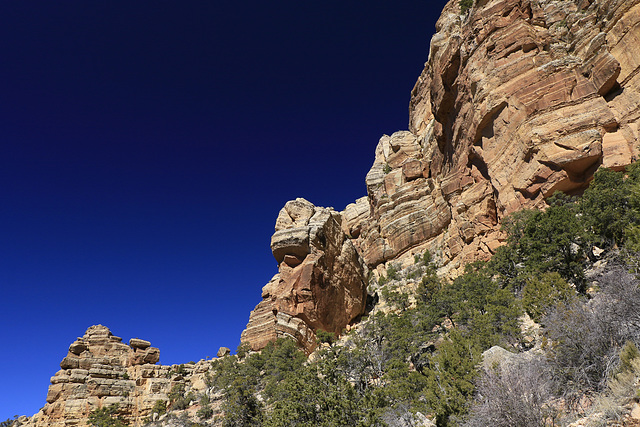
[348, 0, 640, 272]
[241, 198, 368, 353]
[241, 0, 640, 353]
[24, 325, 162, 427]
[23, 325, 221, 427]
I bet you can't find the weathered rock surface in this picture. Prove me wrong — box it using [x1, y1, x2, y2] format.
[240, 0, 640, 353]
[238, 0, 640, 353]
[346, 0, 640, 273]
[240, 198, 368, 353]
[23, 326, 222, 427]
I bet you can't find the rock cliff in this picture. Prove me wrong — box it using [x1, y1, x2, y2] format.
[352, 0, 640, 271]
[240, 199, 368, 353]
[23, 326, 221, 427]
[242, 0, 640, 350]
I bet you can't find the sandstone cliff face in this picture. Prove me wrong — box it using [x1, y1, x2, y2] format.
[24, 326, 221, 427]
[240, 198, 368, 353]
[242, 0, 640, 351]
[348, 0, 640, 272]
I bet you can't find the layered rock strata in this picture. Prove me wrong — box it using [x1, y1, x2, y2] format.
[240, 198, 368, 353]
[24, 326, 221, 427]
[242, 0, 640, 351]
[348, 0, 640, 270]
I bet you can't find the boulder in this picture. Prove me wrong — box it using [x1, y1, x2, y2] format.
[128, 338, 151, 350]
[217, 347, 231, 357]
[241, 199, 368, 353]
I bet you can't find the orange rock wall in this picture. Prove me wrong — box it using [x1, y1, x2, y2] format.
[348, 0, 640, 272]
[243, 0, 640, 352]
[241, 199, 368, 353]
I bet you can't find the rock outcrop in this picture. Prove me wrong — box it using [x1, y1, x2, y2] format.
[240, 198, 368, 353]
[24, 326, 221, 427]
[347, 0, 640, 272]
[240, 0, 640, 351]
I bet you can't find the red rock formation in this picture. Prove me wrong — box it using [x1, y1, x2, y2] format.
[241, 0, 640, 353]
[347, 0, 640, 273]
[240, 199, 368, 353]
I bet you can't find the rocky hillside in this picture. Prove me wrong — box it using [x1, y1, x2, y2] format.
[12, 0, 640, 425]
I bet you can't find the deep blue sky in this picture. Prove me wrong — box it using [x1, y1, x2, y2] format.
[0, 0, 448, 418]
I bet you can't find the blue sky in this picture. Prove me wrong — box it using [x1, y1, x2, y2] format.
[0, 0, 448, 418]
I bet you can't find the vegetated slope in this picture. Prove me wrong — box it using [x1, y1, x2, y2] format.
[15, 164, 640, 427]
[207, 164, 640, 426]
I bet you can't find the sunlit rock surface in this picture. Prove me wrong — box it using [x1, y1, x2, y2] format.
[348, 0, 640, 273]
[242, 0, 640, 352]
[22, 326, 222, 427]
[241, 198, 368, 353]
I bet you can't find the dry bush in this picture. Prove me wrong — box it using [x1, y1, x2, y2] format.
[466, 260, 640, 427]
[543, 261, 640, 399]
[464, 355, 558, 427]
[592, 348, 640, 424]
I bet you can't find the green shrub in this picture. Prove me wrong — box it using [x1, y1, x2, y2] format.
[499, 201, 587, 292]
[581, 165, 640, 248]
[168, 383, 195, 410]
[381, 287, 410, 311]
[150, 400, 167, 416]
[263, 363, 373, 427]
[423, 331, 481, 425]
[417, 266, 440, 305]
[210, 337, 380, 426]
[221, 381, 263, 427]
[316, 329, 337, 345]
[168, 383, 185, 401]
[459, 0, 473, 13]
[235, 342, 251, 360]
[422, 250, 433, 265]
[88, 405, 128, 427]
[449, 262, 522, 348]
[196, 405, 214, 420]
[618, 341, 640, 375]
[522, 272, 574, 322]
[386, 263, 399, 281]
[407, 267, 423, 280]
[378, 274, 388, 286]
[624, 225, 640, 252]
